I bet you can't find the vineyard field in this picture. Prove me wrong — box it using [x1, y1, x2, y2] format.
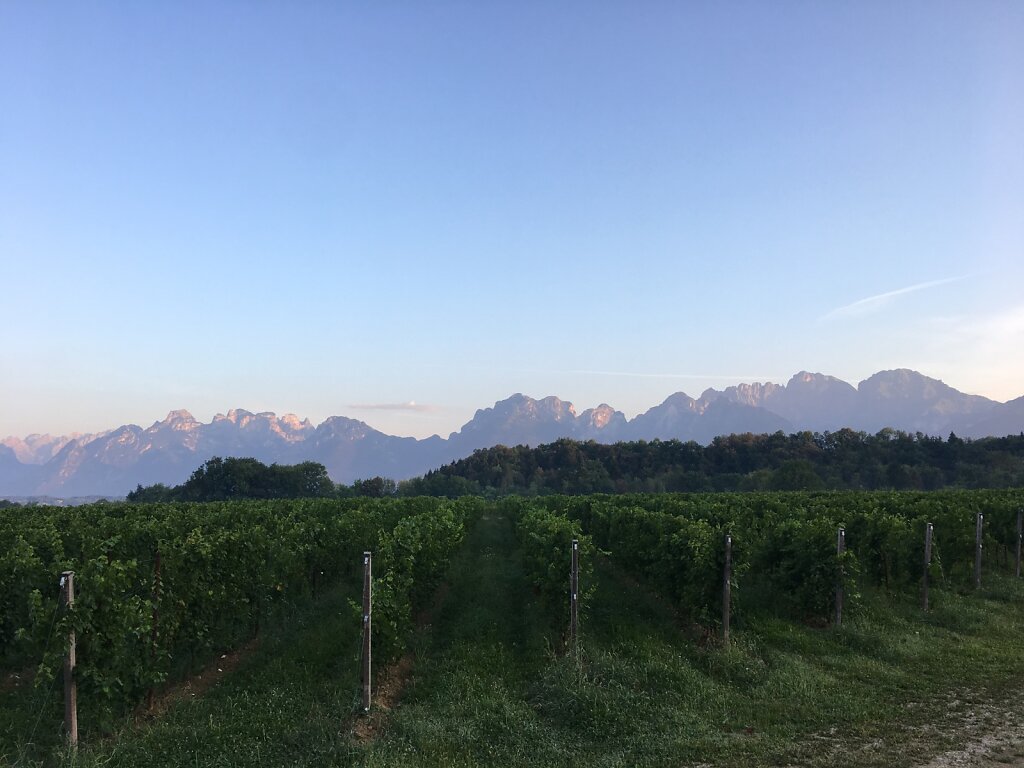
[2, 490, 1024, 767]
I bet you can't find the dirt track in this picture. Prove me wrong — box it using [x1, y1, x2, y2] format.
[915, 692, 1024, 768]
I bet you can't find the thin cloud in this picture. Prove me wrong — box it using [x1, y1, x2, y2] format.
[348, 401, 440, 413]
[821, 275, 972, 321]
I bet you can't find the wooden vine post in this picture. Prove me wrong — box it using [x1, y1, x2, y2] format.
[922, 522, 933, 611]
[569, 539, 579, 652]
[834, 528, 845, 627]
[360, 551, 372, 713]
[975, 512, 984, 589]
[722, 533, 732, 644]
[60, 571, 78, 748]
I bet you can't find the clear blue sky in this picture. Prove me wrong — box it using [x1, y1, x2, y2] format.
[2, 2, 1022, 439]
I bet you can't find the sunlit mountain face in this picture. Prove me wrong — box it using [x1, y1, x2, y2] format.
[1, 369, 1019, 498]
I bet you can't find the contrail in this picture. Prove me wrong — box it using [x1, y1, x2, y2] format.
[821, 275, 972, 321]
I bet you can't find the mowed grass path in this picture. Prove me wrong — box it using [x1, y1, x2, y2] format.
[362, 509, 564, 766]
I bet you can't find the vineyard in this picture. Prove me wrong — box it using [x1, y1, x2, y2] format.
[0, 498, 480, 752]
[532, 489, 1024, 625]
[2, 490, 1024, 767]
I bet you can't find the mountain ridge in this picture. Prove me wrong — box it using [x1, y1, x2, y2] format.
[2, 369, 1021, 497]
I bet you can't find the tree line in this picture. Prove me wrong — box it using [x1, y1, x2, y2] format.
[124, 429, 1024, 502]
[400, 429, 1024, 496]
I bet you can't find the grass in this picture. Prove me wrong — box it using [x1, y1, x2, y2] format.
[360, 510, 557, 767]
[5, 504, 1024, 766]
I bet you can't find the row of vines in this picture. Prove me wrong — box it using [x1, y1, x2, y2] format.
[511, 489, 1023, 630]
[510, 501, 595, 639]
[0, 496, 483, 728]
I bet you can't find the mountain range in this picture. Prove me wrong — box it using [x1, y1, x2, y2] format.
[2, 369, 1023, 498]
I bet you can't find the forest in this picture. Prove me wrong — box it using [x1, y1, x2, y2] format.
[401, 429, 1024, 497]
[122, 430, 1024, 504]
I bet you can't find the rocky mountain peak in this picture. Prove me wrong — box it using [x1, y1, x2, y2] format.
[791, 371, 826, 385]
[857, 370, 984, 408]
[449, 394, 580, 449]
[661, 392, 699, 410]
[859, 368, 931, 395]
[574, 404, 628, 441]
[785, 371, 856, 395]
[580, 404, 618, 429]
[1, 433, 105, 465]
[153, 409, 199, 431]
[697, 388, 722, 409]
[270, 413, 314, 442]
[213, 409, 260, 428]
[279, 413, 312, 431]
[538, 395, 577, 419]
[856, 369, 997, 432]
[314, 416, 374, 441]
[717, 381, 784, 409]
[467, 394, 576, 426]
[486, 393, 575, 418]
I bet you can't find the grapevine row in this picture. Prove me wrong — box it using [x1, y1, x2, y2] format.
[527, 490, 1023, 625]
[0, 497, 481, 723]
[506, 498, 595, 642]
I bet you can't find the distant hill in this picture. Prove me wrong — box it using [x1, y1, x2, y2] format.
[1, 369, 1020, 497]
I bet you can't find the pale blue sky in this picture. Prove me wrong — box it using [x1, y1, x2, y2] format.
[2, 2, 1022, 439]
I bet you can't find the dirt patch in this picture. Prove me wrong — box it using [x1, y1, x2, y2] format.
[137, 638, 260, 718]
[789, 689, 1024, 768]
[349, 579, 452, 743]
[350, 652, 415, 742]
[916, 697, 1024, 768]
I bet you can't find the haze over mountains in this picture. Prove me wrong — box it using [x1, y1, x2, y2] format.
[2, 369, 1022, 498]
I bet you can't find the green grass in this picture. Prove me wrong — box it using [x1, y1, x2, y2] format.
[0, 660, 64, 767]
[6, 504, 1024, 766]
[360, 510, 560, 767]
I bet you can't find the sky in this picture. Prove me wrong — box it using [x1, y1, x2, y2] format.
[2, 2, 1023, 440]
